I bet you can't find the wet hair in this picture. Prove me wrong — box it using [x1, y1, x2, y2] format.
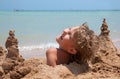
[72, 23, 99, 64]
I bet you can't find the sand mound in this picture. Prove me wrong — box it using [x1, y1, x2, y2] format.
[3, 57, 119, 79]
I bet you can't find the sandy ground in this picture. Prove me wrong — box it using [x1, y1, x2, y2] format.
[20, 53, 120, 79]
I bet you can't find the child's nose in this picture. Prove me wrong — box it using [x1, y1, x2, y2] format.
[62, 29, 68, 37]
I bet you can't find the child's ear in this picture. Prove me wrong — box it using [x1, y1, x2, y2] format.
[68, 48, 77, 54]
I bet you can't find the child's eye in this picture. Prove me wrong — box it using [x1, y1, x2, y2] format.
[68, 28, 72, 38]
[68, 33, 72, 39]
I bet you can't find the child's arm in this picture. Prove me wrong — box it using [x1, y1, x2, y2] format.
[46, 48, 57, 67]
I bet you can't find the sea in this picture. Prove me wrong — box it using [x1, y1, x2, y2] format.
[0, 10, 120, 59]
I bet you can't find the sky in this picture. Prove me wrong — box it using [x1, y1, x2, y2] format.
[0, 0, 120, 11]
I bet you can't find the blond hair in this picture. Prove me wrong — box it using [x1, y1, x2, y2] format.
[72, 23, 99, 64]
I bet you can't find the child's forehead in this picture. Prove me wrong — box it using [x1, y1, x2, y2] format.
[69, 26, 80, 39]
[70, 26, 79, 31]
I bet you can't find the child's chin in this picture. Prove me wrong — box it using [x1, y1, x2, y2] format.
[56, 37, 59, 43]
[56, 38, 61, 45]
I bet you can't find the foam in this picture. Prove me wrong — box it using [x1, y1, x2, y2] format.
[112, 39, 120, 48]
[19, 43, 58, 51]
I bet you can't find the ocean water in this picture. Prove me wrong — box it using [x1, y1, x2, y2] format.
[0, 10, 120, 59]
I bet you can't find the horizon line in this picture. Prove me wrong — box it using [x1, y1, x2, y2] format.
[0, 9, 120, 12]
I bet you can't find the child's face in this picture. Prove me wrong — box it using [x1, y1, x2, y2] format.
[56, 26, 79, 54]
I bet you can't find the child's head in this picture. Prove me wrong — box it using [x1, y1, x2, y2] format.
[56, 23, 99, 63]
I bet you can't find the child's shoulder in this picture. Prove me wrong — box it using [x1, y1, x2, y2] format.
[46, 47, 57, 53]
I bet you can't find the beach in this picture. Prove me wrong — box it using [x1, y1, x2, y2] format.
[0, 10, 120, 79]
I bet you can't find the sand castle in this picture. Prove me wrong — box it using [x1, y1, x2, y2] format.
[0, 19, 120, 79]
[0, 30, 25, 79]
[100, 18, 110, 36]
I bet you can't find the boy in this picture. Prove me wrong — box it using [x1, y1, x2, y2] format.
[46, 24, 99, 67]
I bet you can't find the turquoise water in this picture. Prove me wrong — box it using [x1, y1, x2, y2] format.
[0, 10, 120, 58]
